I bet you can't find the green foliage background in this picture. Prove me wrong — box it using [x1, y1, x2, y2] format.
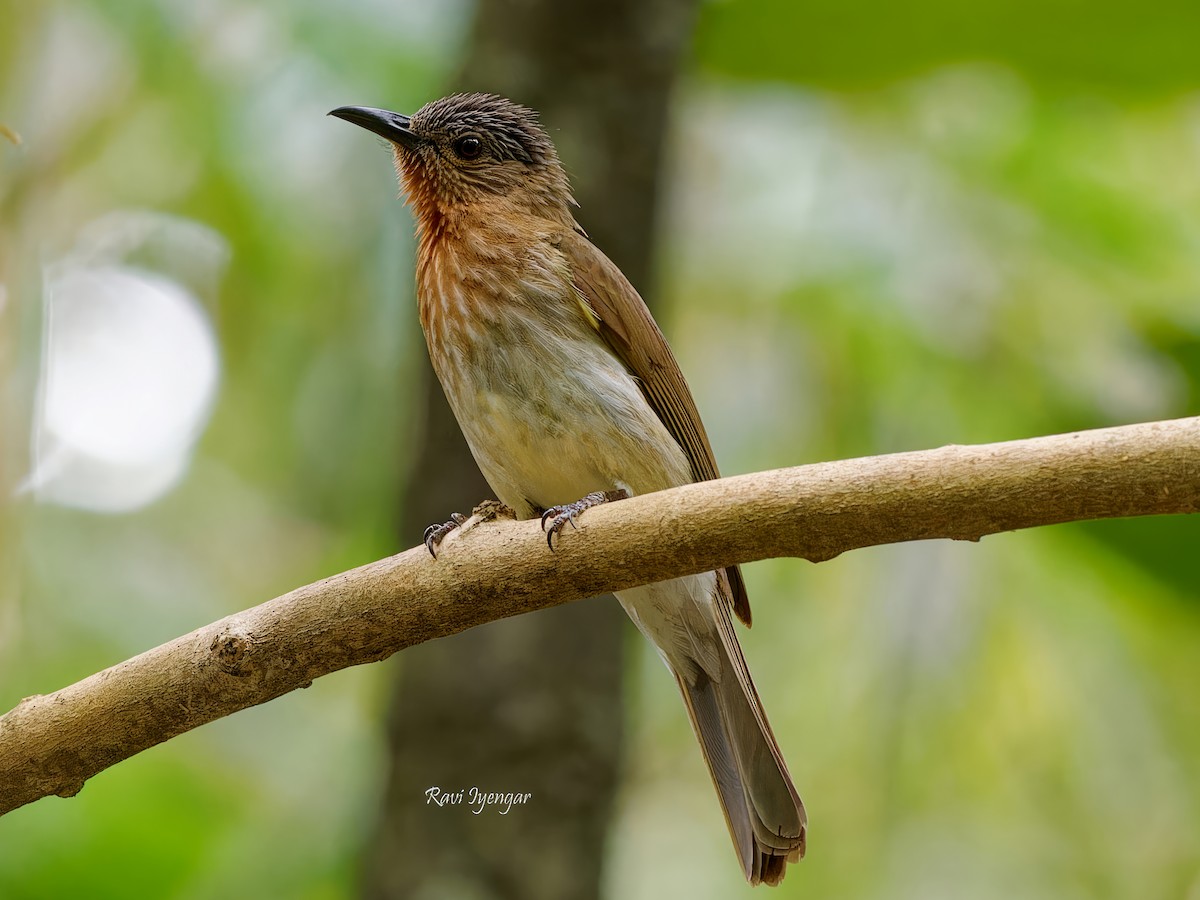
[1, 1, 1197, 897]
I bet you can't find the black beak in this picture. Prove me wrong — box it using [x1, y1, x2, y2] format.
[328, 106, 420, 149]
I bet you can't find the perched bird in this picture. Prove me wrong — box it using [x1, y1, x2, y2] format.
[330, 93, 806, 885]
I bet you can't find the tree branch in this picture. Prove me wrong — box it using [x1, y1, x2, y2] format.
[2, 416, 1198, 816]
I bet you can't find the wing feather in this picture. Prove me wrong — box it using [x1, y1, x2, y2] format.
[562, 229, 752, 625]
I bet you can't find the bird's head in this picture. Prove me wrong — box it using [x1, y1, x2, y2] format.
[330, 93, 575, 227]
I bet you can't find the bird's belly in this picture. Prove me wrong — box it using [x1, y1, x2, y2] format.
[435, 329, 691, 517]
[468, 389, 613, 507]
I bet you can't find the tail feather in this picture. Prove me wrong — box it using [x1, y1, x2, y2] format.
[675, 601, 807, 887]
[675, 669, 757, 876]
[617, 575, 806, 885]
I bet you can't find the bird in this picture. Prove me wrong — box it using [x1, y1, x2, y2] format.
[330, 93, 807, 886]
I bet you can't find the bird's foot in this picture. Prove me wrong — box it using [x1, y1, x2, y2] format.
[424, 501, 515, 559]
[423, 512, 468, 559]
[539, 489, 628, 550]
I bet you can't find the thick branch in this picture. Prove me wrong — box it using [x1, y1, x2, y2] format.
[2, 417, 1198, 815]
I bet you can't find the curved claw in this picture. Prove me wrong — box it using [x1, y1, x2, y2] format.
[539, 490, 629, 551]
[424, 512, 468, 559]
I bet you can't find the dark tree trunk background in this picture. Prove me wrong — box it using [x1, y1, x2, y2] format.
[359, 1, 699, 898]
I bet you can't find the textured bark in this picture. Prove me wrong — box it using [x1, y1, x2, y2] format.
[359, 2, 699, 899]
[2, 417, 1198, 818]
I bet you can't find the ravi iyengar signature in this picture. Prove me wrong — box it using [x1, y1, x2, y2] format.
[425, 786, 533, 815]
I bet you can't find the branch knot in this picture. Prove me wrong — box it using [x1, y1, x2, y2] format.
[210, 627, 254, 677]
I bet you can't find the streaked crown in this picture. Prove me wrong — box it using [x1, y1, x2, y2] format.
[400, 93, 575, 221]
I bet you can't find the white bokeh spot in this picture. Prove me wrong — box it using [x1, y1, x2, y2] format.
[26, 263, 220, 512]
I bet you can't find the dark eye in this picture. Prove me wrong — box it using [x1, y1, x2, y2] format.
[453, 135, 483, 160]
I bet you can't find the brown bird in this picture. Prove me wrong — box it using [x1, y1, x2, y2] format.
[330, 93, 807, 885]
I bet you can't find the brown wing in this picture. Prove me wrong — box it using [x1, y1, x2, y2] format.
[561, 228, 752, 626]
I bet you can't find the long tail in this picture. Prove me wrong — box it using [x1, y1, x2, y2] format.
[674, 599, 807, 886]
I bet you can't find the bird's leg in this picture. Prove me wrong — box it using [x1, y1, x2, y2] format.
[423, 512, 468, 558]
[539, 489, 628, 550]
